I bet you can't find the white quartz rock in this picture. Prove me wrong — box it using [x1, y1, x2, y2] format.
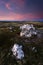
[20, 24, 37, 37]
[12, 44, 24, 60]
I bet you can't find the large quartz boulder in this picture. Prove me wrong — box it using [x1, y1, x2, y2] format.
[20, 24, 37, 37]
[12, 44, 24, 60]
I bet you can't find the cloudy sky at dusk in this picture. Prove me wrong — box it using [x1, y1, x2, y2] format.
[0, 0, 43, 21]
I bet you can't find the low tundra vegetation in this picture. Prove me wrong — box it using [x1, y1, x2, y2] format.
[0, 24, 43, 65]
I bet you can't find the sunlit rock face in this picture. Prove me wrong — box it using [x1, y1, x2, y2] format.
[20, 24, 37, 37]
[12, 44, 24, 60]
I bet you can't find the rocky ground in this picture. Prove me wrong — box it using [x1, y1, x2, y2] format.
[0, 23, 43, 65]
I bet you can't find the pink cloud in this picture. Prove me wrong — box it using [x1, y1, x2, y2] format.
[0, 1, 12, 10]
[0, 12, 24, 20]
[5, 3, 11, 10]
[0, 0, 25, 11]
[35, 13, 43, 18]
[0, 11, 43, 21]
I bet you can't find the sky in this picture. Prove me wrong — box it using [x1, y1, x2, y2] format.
[0, 0, 43, 21]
